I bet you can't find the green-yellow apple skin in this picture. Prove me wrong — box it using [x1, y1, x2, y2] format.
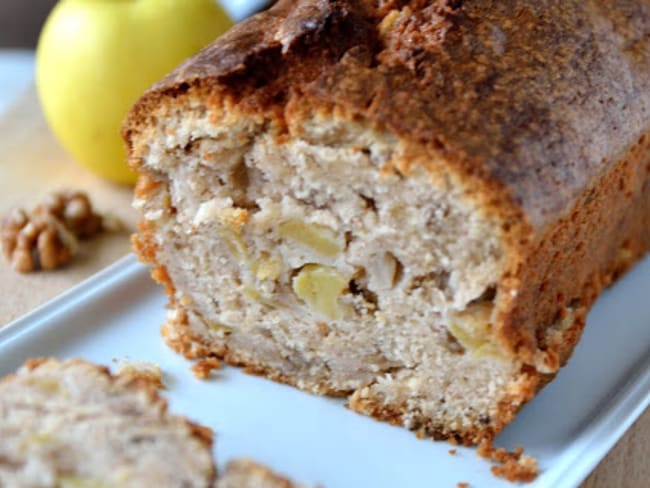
[36, 0, 233, 185]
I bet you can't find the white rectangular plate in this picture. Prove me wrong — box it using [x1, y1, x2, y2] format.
[0, 254, 648, 488]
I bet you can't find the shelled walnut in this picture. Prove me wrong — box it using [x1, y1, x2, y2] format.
[1, 190, 116, 273]
[34, 191, 104, 238]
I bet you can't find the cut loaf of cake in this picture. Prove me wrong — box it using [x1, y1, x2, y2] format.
[123, 0, 650, 444]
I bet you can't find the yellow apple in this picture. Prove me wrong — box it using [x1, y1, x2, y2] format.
[36, 0, 233, 185]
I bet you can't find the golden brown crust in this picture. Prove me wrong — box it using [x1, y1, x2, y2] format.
[499, 134, 650, 363]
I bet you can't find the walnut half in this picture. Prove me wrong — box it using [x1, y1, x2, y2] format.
[1, 208, 78, 273]
[1, 190, 113, 273]
[36, 191, 104, 238]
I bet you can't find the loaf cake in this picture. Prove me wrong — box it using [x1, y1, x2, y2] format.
[123, 0, 650, 445]
[0, 358, 307, 488]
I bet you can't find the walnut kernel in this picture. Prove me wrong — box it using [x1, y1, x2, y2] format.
[1, 190, 114, 273]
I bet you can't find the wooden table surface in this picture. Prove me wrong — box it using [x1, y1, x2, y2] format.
[0, 89, 647, 488]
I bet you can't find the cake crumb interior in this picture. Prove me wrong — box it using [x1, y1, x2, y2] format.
[135, 105, 523, 440]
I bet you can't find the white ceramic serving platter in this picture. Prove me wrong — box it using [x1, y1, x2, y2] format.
[0, 255, 648, 488]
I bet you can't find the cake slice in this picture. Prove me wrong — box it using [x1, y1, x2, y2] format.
[0, 358, 215, 487]
[0, 358, 307, 488]
[123, 0, 650, 444]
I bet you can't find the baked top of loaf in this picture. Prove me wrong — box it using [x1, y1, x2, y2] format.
[0, 358, 216, 487]
[124, 0, 650, 445]
[128, 0, 650, 229]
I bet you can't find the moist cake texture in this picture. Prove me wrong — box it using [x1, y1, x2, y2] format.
[123, 0, 650, 444]
[0, 358, 215, 487]
[0, 358, 309, 487]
